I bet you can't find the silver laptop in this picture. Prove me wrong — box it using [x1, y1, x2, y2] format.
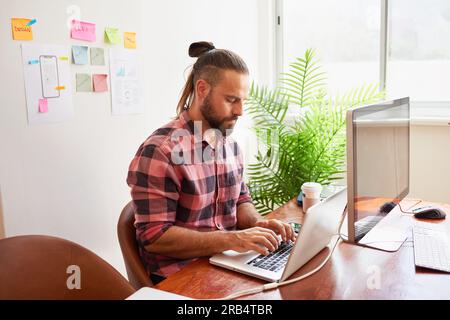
[209, 188, 347, 282]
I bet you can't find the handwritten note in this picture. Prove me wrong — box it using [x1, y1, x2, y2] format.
[12, 18, 33, 40]
[76, 73, 92, 92]
[72, 46, 89, 65]
[71, 20, 96, 42]
[93, 74, 108, 92]
[124, 32, 137, 49]
[104, 27, 121, 44]
[38, 99, 48, 113]
[90, 47, 105, 65]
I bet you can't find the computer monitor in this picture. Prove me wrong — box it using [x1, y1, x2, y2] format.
[346, 97, 410, 250]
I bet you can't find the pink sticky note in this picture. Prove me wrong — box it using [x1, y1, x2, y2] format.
[39, 98, 48, 113]
[93, 74, 108, 92]
[71, 20, 96, 42]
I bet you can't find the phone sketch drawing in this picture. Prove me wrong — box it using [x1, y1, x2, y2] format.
[39, 55, 60, 98]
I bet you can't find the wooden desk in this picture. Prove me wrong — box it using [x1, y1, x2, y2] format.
[155, 199, 450, 299]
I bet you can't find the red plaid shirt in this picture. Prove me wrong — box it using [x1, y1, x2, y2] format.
[127, 111, 253, 278]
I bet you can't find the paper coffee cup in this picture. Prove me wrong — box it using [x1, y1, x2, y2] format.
[301, 182, 322, 213]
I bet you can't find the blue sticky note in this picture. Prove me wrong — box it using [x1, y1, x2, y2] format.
[116, 66, 125, 77]
[28, 59, 39, 65]
[27, 19, 37, 26]
[72, 45, 89, 65]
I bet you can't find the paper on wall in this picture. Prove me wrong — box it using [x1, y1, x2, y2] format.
[72, 45, 89, 65]
[21, 43, 73, 125]
[124, 32, 137, 49]
[71, 20, 96, 42]
[93, 74, 109, 92]
[11, 18, 33, 40]
[104, 27, 121, 44]
[109, 49, 144, 115]
[38, 99, 48, 113]
[76, 73, 92, 92]
[90, 47, 105, 65]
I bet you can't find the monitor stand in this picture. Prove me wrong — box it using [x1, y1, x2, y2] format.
[359, 208, 410, 252]
[340, 209, 409, 252]
[358, 224, 407, 252]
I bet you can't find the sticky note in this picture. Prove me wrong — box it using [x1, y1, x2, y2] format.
[93, 74, 108, 92]
[124, 32, 137, 49]
[71, 20, 96, 42]
[90, 47, 105, 65]
[28, 59, 39, 65]
[116, 66, 125, 77]
[72, 45, 89, 65]
[27, 19, 37, 26]
[76, 73, 92, 92]
[55, 86, 66, 91]
[38, 99, 48, 113]
[59, 56, 69, 61]
[11, 18, 33, 40]
[104, 27, 121, 44]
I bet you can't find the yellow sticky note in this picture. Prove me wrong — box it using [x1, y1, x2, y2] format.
[124, 32, 136, 49]
[11, 18, 33, 41]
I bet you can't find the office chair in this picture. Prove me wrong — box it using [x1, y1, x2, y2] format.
[117, 201, 153, 289]
[0, 235, 135, 300]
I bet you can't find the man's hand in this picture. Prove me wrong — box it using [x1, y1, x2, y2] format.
[255, 219, 296, 242]
[227, 227, 281, 256]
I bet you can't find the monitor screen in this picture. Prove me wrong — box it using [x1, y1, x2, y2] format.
[346, 97, 410, 243]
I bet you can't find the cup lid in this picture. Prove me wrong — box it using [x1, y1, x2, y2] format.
[301, 182, 322, 192]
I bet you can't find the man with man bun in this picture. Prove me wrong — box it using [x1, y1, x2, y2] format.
[127, 41, 295, 284]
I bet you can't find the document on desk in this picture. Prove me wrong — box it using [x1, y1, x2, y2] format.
[126, 287, 193, 300]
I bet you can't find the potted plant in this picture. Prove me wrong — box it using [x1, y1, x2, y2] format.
[245, 49, 385, 214]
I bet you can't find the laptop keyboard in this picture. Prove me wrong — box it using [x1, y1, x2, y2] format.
[246, 241, 294, 272]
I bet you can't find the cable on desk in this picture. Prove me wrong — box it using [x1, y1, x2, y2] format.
[398, 198, 423, 215]
[218, 205, 348, 300]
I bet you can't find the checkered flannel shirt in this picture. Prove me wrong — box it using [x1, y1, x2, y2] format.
[127, 111, 253, 278]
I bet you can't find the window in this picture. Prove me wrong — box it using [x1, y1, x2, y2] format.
[282, 0, 380, 97]
[387, 0, 450, 102]
[279, 0, 450, 117]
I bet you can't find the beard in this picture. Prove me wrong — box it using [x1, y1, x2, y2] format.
[200, 93, 238, 136]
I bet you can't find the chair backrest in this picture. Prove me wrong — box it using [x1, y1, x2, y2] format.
[0, 235, 135, 300]
[117, 201, 153, 289]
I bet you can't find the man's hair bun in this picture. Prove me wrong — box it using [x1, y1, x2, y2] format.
[189, 41, 216, 58]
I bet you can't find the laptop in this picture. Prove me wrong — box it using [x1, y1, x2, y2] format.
[209, 188, 348, 282]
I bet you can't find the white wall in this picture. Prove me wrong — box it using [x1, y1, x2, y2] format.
[0, 0, 270, 277]
[410, 124, 450, 204]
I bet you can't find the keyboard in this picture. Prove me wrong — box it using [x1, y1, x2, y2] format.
[413, 221, 450, 272]
[354, 216, 383, 241]
[246, 241, 294, 273]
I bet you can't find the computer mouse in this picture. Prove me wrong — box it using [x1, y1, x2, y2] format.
[379, 201, 396, 214]
[413, 206, 446, 220]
